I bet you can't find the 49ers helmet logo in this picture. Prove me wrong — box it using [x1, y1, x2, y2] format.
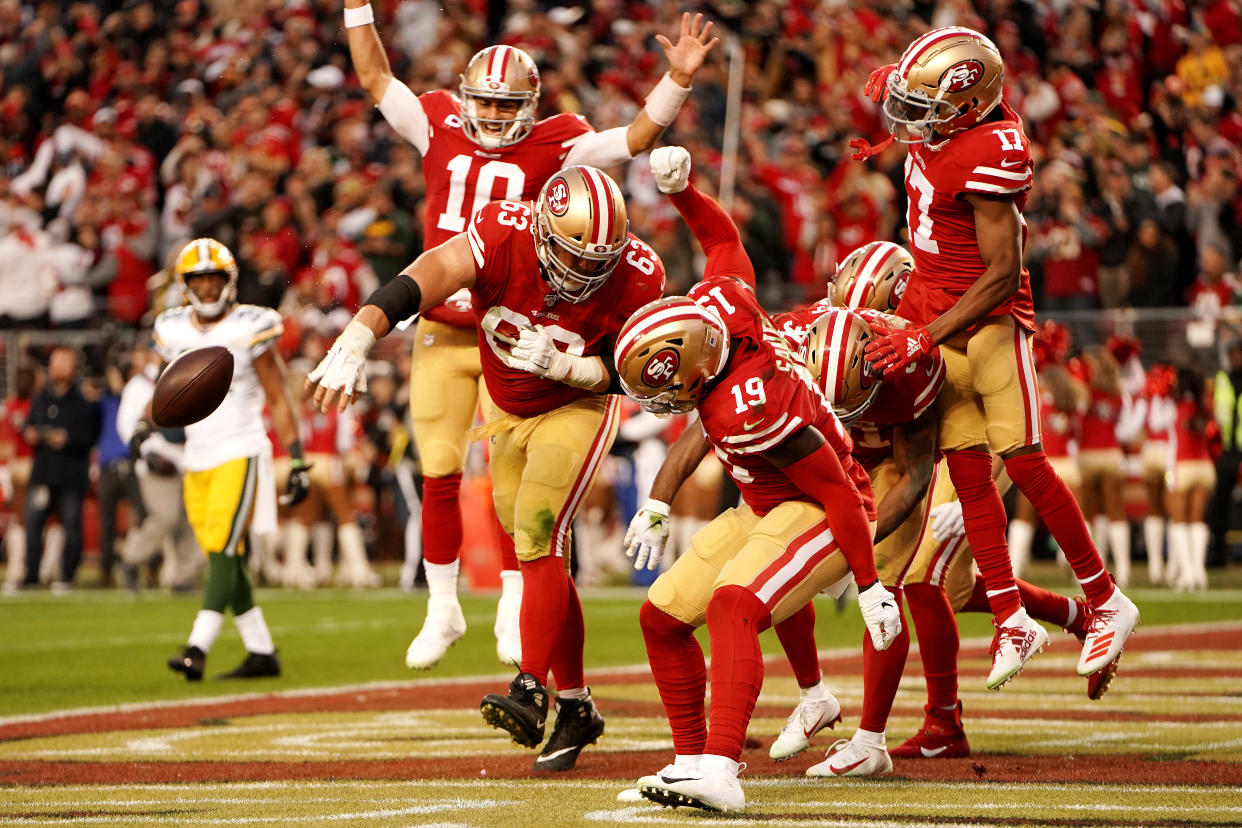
[547, 179, 570, 216]
[940, 59, 984, 92]
[641, 348, 680, 386]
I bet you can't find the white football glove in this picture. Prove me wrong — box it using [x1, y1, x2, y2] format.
[623, 499, 671, 571]
[857, 581, 902, 651]
[929, 500, 965, 542]
[504, 325, 605, 389]
[307, 319, 375, 404]
[650, 146, 691, 194]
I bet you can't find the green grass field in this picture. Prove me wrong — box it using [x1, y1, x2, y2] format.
[2, 562, 1242, 716]
[2, 563, 1241, 827]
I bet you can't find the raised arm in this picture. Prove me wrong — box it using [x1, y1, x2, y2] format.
[343, 0, 430, 154]
[651, 146, 755, 288]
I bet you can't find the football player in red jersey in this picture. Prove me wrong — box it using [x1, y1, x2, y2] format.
[307, 166, 664, 772]
[614, 150, 898, 813]
[344, 3, 716, 670]
[857, 27, 1138, 689]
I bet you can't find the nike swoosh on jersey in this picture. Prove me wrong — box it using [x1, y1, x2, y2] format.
[742, 420, 763, 430]
[999, 158, 1023, 167]
[920, 745, 949, 758]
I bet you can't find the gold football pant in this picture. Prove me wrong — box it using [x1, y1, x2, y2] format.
[409, 318, 486, 478]
[484, 394, 620, 563]
[648, 501, 854, 628]
[183, 456, 258, 557]
[937, 316, 1042, 454]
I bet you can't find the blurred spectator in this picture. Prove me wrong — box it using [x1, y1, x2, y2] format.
[93, 352, 135, 588]
[1212, 342, 1242, 564]
[1029, 182, 1106, 313]
[1, 362, 40, 589]
[1125, 218, 1182, 307]
[19, 347, 101, 592]
[356, 185, 416, 286]
[0, 205, 57, 327]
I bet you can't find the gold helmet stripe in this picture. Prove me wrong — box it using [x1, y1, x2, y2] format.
[580, 166, 614, 248]
[615, 304, 707, 359]
[898, 26, 984, 78]
[486, 45, 512, 83]
[823, 308, 851, 400]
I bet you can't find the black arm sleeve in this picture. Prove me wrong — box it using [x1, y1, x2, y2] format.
[364, 274, 422, 330]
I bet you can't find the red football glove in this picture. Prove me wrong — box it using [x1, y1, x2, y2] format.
[865, 327, 933, 375]
[864, 63, 897, 103]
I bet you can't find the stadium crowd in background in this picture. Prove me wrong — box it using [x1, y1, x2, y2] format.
[1, 1, 1242, 591]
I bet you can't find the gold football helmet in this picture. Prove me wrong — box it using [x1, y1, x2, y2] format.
[535, 166, 629, 304]
[884, 26, 1004, 146]
[830, 241, 914, 312]
[803, 308, 881, 425]
[615, 297, 730, 415]
[460, 45, 540, 148]
[175, 237, 238, 318]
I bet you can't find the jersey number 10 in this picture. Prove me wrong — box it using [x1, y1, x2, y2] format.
[437, 156, 527, 233]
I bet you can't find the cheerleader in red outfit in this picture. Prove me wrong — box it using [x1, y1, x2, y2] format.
[1076, 346, 1133, 587]
[1166, 367, 1218, 591]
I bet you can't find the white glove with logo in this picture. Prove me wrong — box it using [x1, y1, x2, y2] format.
[307, 319, 375, 404]
[650, 146, 691, 194]
[623, 499, 671, 571]
[929, 500, 965, 542]
[857, 581, 902, 651]
[505, 325, 605, 390]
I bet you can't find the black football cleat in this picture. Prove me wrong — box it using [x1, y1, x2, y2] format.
[480, 672, 548, 748]
[217, 651, 281, 679]
[168, 645, 206, 681]
[533, 693, 605, 772]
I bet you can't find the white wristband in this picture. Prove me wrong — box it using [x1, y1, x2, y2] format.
[343, 3, 375, 28]
[557, 353, 607, 390]
[643, 72, 691, 127]
[644, 499, 671, 517]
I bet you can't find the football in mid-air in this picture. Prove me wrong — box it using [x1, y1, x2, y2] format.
[153, 346, 234, 428]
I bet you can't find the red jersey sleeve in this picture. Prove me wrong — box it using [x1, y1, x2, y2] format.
[466, 199, 528, 309]
[670, 185, 756, 288]
[948, 122, 1033, 200]
[614, 236, 667, 322]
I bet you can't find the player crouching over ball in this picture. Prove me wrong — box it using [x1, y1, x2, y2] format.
[615, 287, 900, 814]
[139, 238, 311, 681]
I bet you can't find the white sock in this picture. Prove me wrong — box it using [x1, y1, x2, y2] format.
[500, 568, 523, 599]
[1007, 519, 1034, 578]
[854, 727, 887, 749]
[698, 753, 741, 777]
[234, 606, 276, 655]
[998, 606, 1031, 629]
[311, 521, 334, 579]
[800, 678, 828, 700]
[674, 753, 702, 770]
[1063, 599, 1078, 629]
[4, 525, 25, 584]
[424, 560, 460, 601]
[187, 609, 225, 653]
[558, 686, 589, 700]
[1108, 521, 1131, 588]
[495, 569, 523, 637]
[1143, 516, 1165, 582]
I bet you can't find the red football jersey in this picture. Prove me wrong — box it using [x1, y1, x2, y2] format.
[897, 105, 1037, 333]
[690, 276, 874, 518]
[1080, 388, 1122, 450]
[303, 406, 356, 455]
[417, 92, 594, 327]
[1172, 399, 1212, 461]
[467, 200, 665, 418]
[1040, 397, 1078, 459]
[773, 305, 944, 469]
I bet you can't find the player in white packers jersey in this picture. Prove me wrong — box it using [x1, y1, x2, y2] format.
[343, 1, 716, 670]
[144, 238, 310, 681]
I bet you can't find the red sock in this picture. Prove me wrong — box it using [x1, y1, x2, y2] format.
[774, 602, 821, 688]
[640, 600, 707, 756]
[421, 474, 463, 566]
[960, 579, 989, 613]
[904, 583, 960, 709]
[703, 586, 771, 761]
[1016, 580, 1074, 628]
[858, 588, 910, 733]
[517, 556, 568, 685]
[1003, 451, 1113, 606]
[548, 578, 584, 690]
[944, 450, 1021, 619]
[495, 512, 518, 571]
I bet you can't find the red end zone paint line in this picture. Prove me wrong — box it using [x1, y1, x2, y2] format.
[3, 751, 1241, 787]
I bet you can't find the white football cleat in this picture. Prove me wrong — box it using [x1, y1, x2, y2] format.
[806, 734, 893, 778]
[1077, 587, 1139, 676]
[986, 609, 1049, 690]
[769, 690, 843, 761]
[405, 599, 467, 670]
[616, 788, 644, 802]
[640, 756, 745, 813]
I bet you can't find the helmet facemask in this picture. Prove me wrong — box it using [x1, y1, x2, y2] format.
[883, 73, 967, 145]
[460, 90, 537, 148]
[616, 298, 730, 416]
[534, 166, 629, 304]
[535, 212, 625, 304]
[184, 272, 235, 319]
[175, 237, 239, 320]
[459, 46, 541, 148]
